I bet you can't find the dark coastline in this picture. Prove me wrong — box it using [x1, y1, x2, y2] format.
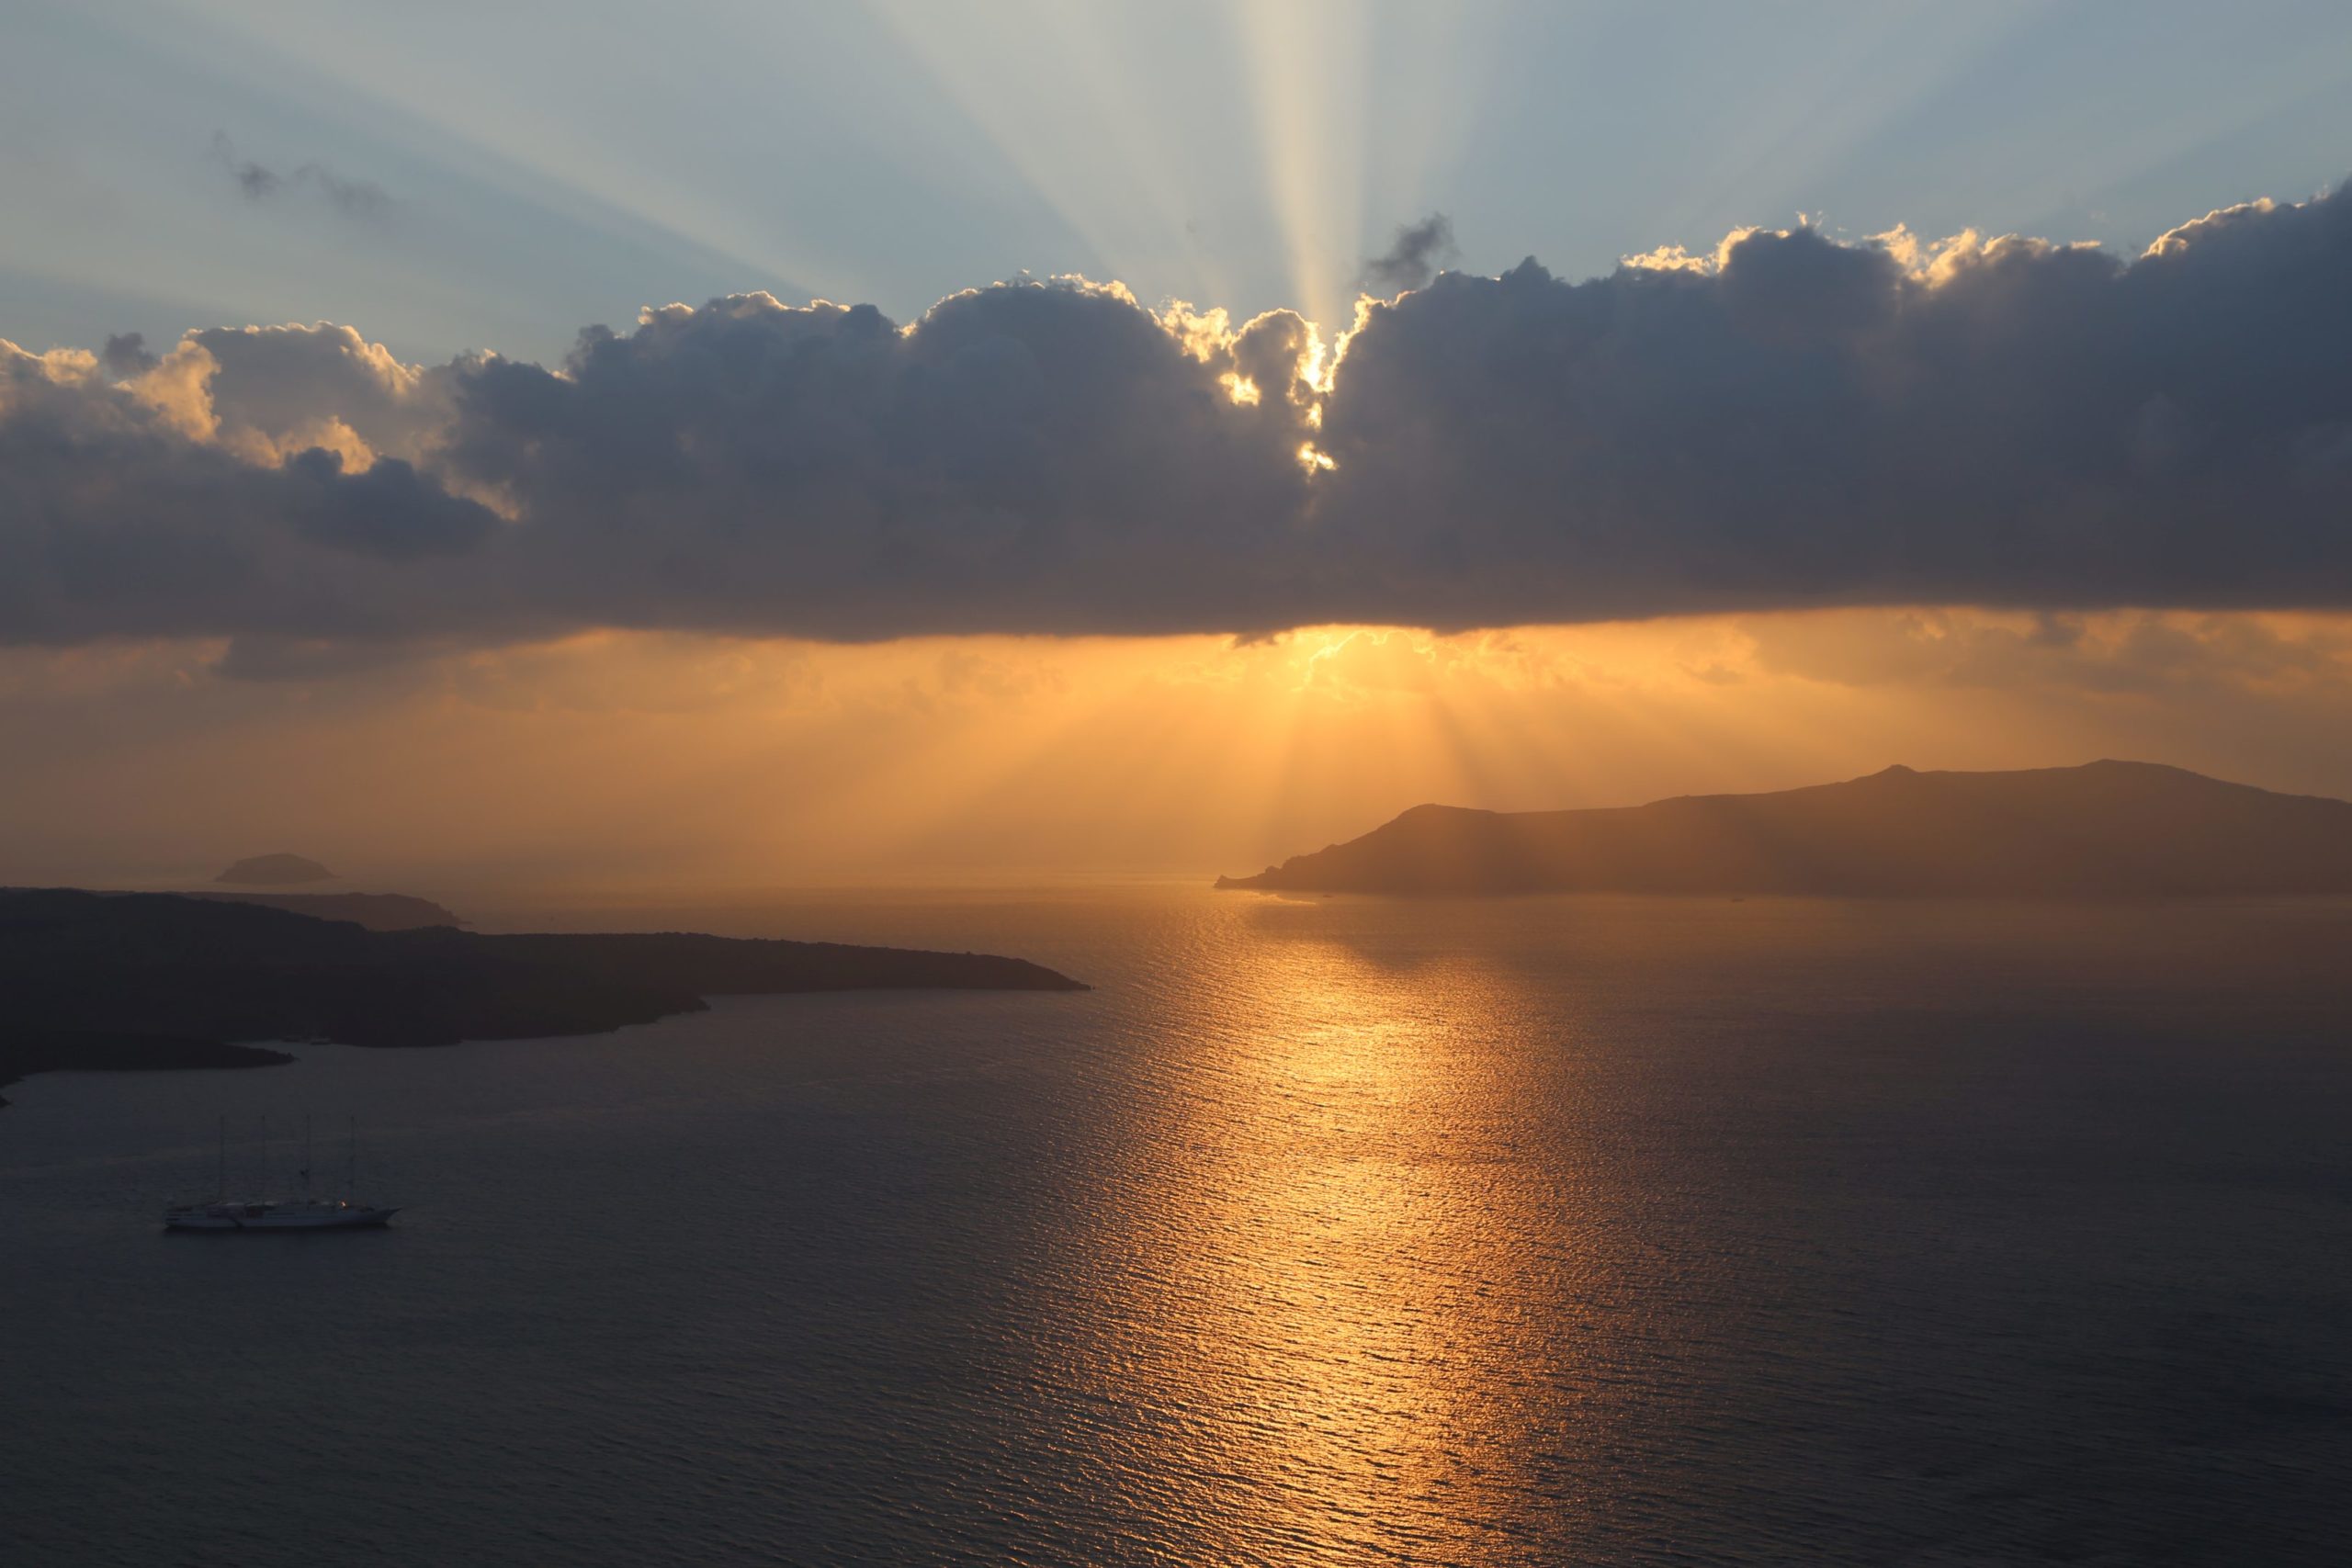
[0, 1033, 295, 1108]
[187, 890, 469, 931]
[0, 889, 1086, 1105]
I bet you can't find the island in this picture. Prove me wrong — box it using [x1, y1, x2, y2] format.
[0, 888, 1086, 1105]
[1216, 760, 2352, 897]
[216, 853, 337, 885]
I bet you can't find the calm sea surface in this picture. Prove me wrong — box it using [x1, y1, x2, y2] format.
[5, 886, 2351, 1565]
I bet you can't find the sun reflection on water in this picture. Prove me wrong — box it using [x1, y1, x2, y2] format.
[1058, 898, 1591, 1563]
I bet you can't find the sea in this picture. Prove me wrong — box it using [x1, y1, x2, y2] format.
[5, 884, 2350, 1566]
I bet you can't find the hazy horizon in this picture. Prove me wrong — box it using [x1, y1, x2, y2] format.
[8, 610, 2352, 890]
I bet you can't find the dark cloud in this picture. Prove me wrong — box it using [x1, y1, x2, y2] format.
[100, 332, 156, 378]
[1310, 197, 2352, 626]
[5, 184, 2352, 656]
[284, 448, 494, 560]
[0, 346, 514, 650]
[435, 286, 1317, 638]
[208, 131, 390, 220]
[1359, 214, 1457, 294]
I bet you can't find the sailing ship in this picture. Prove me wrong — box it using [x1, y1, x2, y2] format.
[164, 1115, 400, 1231]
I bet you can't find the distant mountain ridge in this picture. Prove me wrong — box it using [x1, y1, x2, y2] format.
[1216, 761, 2352, 896]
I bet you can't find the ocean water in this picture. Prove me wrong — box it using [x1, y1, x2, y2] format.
[5, 886, 2350, 1566]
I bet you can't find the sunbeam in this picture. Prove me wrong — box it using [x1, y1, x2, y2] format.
[866, 0, 1249, 310]
[1222, 0, 1372, 331]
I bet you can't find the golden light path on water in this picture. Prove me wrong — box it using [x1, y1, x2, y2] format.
[1046, 897, 1600, 1563]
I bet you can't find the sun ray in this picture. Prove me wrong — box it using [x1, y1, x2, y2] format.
[1220, 0, 1371, 333]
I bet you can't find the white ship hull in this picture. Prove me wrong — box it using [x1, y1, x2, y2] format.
[164, 1201, 399, 1231]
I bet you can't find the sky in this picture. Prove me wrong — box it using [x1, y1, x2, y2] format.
[3, 0, 2351, 887]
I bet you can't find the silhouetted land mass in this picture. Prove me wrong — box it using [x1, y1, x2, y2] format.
[1216, 761, 2352, 896]
[0, 889, 1085, 1103]
[190, 890, 465, 931]
[0, 1033, 293, 1108]
[216, 853, 335, 885]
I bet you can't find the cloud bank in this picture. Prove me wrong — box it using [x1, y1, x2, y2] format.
[5, 184, 2350, 656]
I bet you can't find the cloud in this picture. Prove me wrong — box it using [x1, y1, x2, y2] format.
[1359, 214, 1457, 294]
[1310, 191, 2352, 626]
[5, 184, 2352, 657]
[183, 321, 454, 464]
[1740, 608, 2352, 699]
[0, 339, 513, 649]
[208, 131, 390, 220]
[100, 333, 157, 378]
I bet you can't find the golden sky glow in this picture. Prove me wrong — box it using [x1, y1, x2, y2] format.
[5, 608, 2348, 892]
